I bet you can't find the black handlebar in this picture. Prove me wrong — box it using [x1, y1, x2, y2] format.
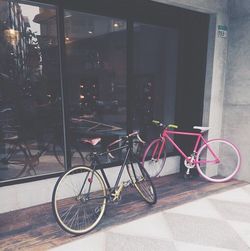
[107, 132, 145, 159]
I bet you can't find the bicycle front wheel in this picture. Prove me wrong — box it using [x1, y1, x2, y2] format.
[142, 138, 166, 177]
[196, 139, 240, 182]
[127, 157, 157, 204]
[52, 166, 107, 235]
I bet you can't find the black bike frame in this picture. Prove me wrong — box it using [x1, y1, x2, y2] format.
[94, 146, 131, 193]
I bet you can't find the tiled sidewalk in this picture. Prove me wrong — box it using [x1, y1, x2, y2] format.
[51, 184, 250, 251]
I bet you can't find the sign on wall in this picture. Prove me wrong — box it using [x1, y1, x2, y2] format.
[217, 25, 228, 38]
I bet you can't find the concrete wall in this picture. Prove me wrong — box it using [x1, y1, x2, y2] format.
[155, 0, 228, 13]
[222, 0, 250, 182]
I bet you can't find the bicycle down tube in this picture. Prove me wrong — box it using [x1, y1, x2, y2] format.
[160, 130, 219, 165]
[95, 146, 131, 193]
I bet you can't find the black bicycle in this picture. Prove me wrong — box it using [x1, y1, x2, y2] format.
[52, 131, 157, 235]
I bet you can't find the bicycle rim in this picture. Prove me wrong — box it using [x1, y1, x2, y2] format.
[52, 166, 107, 234]
[196, 139, 240, 182]
[142, 138, 166, 177]
[127, 159, 157, 204]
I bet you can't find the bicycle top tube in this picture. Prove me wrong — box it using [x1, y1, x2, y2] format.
[152, 120, 208, 137]
[162, 128, 202, 138]
[93, 144, 128, 159]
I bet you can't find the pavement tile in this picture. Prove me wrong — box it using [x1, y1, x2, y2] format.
[209, 199, 250, 223]
[207, 187, 250, 204]
[227, 220, 250, 248]
[174, 240, 237, 251]
[105, 232, 177, 251]
[50, 232, 106, 251]
[242, 184, 250, 195]
[166, 198, 222, 220]
[163, 212, 249, 250]
[108, 212, 173, 240]
[49, 184, 250, 251]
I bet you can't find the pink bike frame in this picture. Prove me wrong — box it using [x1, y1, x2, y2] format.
[158, 128, 219, 165]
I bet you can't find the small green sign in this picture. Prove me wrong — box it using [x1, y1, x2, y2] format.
[218, 25, 228, 38]
[218, 25, 228, 31]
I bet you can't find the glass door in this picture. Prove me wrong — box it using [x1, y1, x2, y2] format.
[63, 10, 127, 166]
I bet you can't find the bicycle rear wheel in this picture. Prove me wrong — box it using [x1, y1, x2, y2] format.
[196, 139, 241, 182]
[142, 138, 166, 177]
[127, 157, 157, 204]
[52, 166, 107, 234]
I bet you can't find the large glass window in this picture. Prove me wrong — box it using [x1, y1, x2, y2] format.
[64, 10, 127, 165]
[0, 0, 208, 184]
[0, 0, 64, 181]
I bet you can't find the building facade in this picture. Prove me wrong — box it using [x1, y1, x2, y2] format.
[0, 0, 249, 213]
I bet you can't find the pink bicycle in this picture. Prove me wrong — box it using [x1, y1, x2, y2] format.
[142, 120, 241, 182]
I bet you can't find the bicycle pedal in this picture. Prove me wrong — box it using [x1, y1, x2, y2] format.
[110, 193, 122, 203]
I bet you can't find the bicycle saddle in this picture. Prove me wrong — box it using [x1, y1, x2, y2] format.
[193, 126, 210, 132]
[81, 137, 101, 146]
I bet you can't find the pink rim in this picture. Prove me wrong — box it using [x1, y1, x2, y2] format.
[142, 138, 166, 177]
[196, 139, 241, 183]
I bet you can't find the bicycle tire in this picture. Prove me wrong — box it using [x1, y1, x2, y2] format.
[142, 138, 167, 177]
[127, 156, 157, 204]
[196, 139, 241, 182]
[52, 166, 107, 235]
[0, 142, 28, 179]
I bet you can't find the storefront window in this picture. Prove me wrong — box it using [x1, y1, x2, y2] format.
[132, 23, 179, 143]
[0, 0, 207, 185]
[0, 0, 64, 181]
[64, 10, 127, 165]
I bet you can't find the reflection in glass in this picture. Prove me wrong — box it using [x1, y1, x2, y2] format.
[133, 23, 179, 144]
[0, 0, 64, 182]
[64, 11, 127, 165]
